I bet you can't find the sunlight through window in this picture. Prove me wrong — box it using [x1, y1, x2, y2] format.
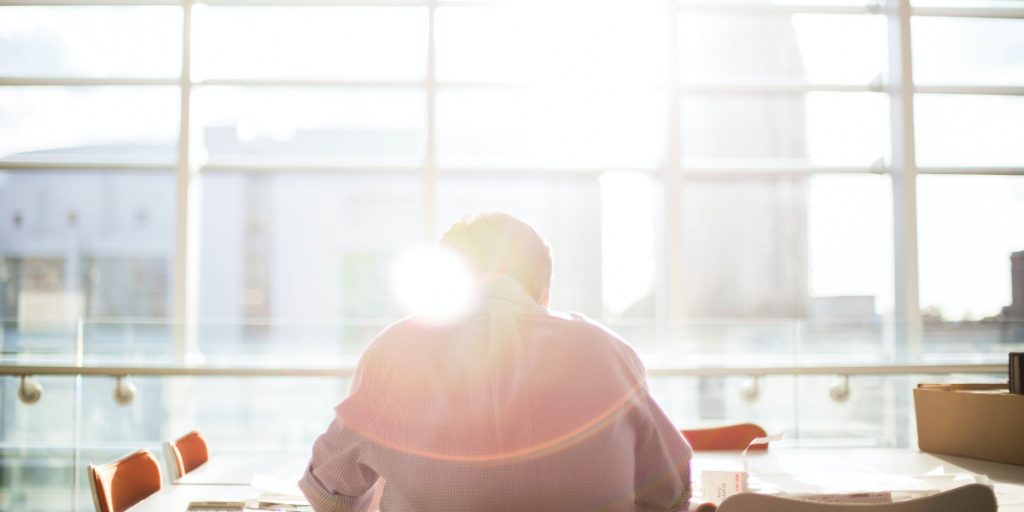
[391, 246, 476, 325]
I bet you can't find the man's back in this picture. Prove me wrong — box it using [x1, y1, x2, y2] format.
[301, 276, 692, 512]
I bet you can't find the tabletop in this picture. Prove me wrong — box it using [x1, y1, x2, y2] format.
[176, 451, 308, 486]
[131, 447, 1024, 511]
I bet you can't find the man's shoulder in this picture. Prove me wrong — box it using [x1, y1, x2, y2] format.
[538, 311, 648, 382]
[360, 315, 467, 357]
[552, 310, 622, 337]
[542, 311, 640, 354]
[361, 316, 426, 353]
[361, 312, 640, 361]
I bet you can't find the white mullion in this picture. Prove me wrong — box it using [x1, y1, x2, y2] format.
[173, 0, 198, 360]
[680, 82, 879, 94]
[678, 0, 879, 16]
[201, 163, 422, 174]
[423, 0, 438, 240]
[200, 0, 425, 5]
[664, 0, 683, 331]
[886, 0, 922, 362]
[436, 167, 654, 176]
[196, 78, 424, 88]
[679, 164, 885, 175]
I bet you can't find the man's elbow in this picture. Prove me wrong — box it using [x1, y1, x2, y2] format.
[300, 469, 359, 512]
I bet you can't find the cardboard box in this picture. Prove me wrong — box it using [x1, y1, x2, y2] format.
[914, 383, 1024, 466]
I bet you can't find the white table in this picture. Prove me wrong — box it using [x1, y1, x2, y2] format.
[176, 451, 308, 486]
[131, 448, 1024, 511]
[697, 448, 1024, 510]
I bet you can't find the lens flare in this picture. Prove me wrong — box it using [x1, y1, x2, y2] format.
[391, 246, 476, 324]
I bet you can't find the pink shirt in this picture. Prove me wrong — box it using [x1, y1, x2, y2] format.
[300, 276, 692, 512]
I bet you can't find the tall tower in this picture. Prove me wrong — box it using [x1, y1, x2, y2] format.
[1004, 250, 1024, 319]
[676, 15, 809, 319]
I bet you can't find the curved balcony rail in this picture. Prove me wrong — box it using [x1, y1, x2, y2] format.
[0, 361, 1010, 409]
[0, 361, 1008, 378]
[1, 316, 1018, 512]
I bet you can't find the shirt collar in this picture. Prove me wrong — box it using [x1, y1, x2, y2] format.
[477, 273, 545, 315]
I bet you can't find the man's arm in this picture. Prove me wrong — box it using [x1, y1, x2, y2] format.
[301, 345, 384, 512]
[632, 391, 693, 512]
[300, 417, 379, 512]
[617, 345, 692, 511]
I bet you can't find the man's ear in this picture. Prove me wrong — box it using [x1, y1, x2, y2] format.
[539, 285, 551, 307]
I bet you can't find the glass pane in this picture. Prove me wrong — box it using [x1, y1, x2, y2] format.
[0, 376, 76, 512]
[0, 87, 179, 164]
[676, 174, 893, 319]
[436, 88, 668, 168]
[182, 376, 342, 447]
[435, 5, 670, 84]
[918, 175, 1024, 321]
[192, 6, 427, 80]
[194, 87, 425, 166]
[915, 94, 1024, 167]
[678, 13, 886, 84]
[0, 6, 181, 78]
[0, 172, 175, 324]
[599, 172, 662, 325]
[793, 374, 902, 445]
[198, 173, 423, 323]
[808, 174, 893, 316]
[913, 17, 1024, 85]
[681, 92, 888, 166]
[649, 374, 797, 441]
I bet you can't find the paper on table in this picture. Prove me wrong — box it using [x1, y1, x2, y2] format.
[690, 457, 992, 511]
[251, 474, 309, 507]
[757, 470, 989, 498]
[251, 474, 303, 497]
[741, 431, 784, 473]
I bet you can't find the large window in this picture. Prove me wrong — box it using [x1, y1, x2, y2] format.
[0, 1, 1020, 343]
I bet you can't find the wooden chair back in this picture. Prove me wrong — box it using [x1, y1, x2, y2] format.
[163, 430, 209, 480]
[681, 423, 769, 451]
[87, 449, 162, 512]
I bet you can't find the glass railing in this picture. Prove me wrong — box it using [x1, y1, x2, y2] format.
[1, 317, 1020, 511]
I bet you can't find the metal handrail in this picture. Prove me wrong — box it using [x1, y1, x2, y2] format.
[0, 362, 1006, 378]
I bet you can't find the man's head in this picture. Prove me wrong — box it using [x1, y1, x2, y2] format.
[440, 213, 552, 305]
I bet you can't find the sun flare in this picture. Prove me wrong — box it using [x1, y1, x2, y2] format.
[391, 246, 477, 325]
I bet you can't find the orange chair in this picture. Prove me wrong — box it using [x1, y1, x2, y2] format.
[162, 430, 210, 481]
[681, 423, 769, 451]
[88, 449, 163, 512]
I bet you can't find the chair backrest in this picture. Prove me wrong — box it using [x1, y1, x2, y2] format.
[164, 430, 209, 480]
[681, 423, 768, 451]
[717, 483, 997, 512]
[87, 449, 163, 512]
